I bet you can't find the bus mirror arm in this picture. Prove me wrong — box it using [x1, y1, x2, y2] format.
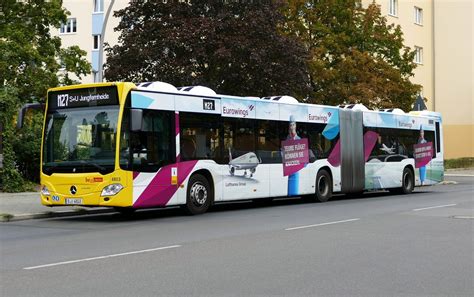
[130, 109, 143, 132]
[17, 103, 45, 129]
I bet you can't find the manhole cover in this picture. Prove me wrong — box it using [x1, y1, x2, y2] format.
[450, 216, 474, 219]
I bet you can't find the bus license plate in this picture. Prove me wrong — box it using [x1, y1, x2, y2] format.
[65, 198, 83, 205]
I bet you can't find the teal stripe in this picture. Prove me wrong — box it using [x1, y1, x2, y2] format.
[132, 93, 154, 108]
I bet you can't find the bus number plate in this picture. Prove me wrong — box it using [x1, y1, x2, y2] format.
[65, 198, 83, 205]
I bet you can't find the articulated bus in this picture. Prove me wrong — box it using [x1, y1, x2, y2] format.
[23, 82, 443, 214]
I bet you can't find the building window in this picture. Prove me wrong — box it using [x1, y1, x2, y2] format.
[389, 0, 398, 16]
[94, 0, 104, 12]
[414, 7, 423, 25]
[414, 46, 423, 64]
[93, 35, 100, 50]
[60, 18, 77, 34]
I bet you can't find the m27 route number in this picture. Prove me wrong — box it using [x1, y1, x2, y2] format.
[57, 94, 69, 107]
[203, 99, 215, 111]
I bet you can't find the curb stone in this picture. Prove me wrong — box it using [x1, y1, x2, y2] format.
[0, 208, 115, 222]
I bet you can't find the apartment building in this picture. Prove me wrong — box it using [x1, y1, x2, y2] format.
[432, 0, 473, 159]
[56, 0, 472, 158]
[57, 0, 128, 83]
[362, 0, 473, 159]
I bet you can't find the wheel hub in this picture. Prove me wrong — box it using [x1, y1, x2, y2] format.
[190, 182, 207, 206]
[318, 176, 328, 196]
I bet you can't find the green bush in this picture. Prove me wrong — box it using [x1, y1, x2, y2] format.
[13, 111, 43, 183]
[445, 158, 474, 169]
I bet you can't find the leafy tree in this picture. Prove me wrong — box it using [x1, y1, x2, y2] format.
[105, 0, 310, 97]
[283, 0, 420, 110]
[0, 87, 28, 192]
[0, 0, 91, 191]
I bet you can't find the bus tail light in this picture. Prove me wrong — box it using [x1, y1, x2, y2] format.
[101, 184, 123, 196]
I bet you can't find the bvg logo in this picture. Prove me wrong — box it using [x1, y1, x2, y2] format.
[57, 94, 69, 107]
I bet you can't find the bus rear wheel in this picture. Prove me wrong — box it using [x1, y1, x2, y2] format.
[390, 167, 414, 194]
[184, 174, 212, 215]
[313, 169, 332, 202]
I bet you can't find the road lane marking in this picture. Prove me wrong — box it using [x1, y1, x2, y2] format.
[285, 218, 360, 231]
[24, 245, 181, 270]
[412, 204, 457, 212]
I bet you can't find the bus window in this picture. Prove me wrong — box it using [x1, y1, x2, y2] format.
[179, 113, 222, 162]
[365, 127, 436, 161]
[298, 122, 335, 161]
[435, 122, 441, 153]
[256, 120, 282, 163]
[223, 118, 255, 163]
[120, 109, 175, 172]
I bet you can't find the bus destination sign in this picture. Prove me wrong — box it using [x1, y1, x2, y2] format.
[48, 86, 119, 109]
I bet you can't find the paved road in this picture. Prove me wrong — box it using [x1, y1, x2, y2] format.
[1, 177, 473, 296]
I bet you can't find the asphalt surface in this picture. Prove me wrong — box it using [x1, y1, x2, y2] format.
[1, 176, 473, 297]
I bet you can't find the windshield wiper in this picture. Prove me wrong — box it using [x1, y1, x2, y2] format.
[43, 161, 110, 175]
[43, 164, 60, 175]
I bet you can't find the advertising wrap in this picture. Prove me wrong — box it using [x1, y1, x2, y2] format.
[281, 138, 309, 176]
[414, 142, 433, 168]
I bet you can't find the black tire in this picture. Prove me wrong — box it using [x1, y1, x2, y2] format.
[114, 207, 136, 216]
[184, 174, 212, 215]
[391, 167, 414, 194]
[313, 169, 332, 202]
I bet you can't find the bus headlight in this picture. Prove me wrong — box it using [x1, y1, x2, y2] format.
[101, 184, 123, 196]
[41, 186, 50, 196]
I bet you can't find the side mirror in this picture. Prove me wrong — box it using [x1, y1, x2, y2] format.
[17, 103, 44, 129]
[130, 109, 143, 132]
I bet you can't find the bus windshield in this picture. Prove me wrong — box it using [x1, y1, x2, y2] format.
[42, 106, 119, 175]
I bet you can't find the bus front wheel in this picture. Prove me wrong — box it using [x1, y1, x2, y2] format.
[314, 169, 332, 202]
[184, 174, 212, 215]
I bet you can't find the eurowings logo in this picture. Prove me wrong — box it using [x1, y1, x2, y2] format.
[223, 104, 255, 118]
[398, 121, 413, 128]
[308, 113, 329, 123]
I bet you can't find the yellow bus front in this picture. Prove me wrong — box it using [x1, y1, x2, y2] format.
[40, 82, 135, 208]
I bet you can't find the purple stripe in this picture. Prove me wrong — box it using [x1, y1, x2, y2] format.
[133, 161, 198, 208]
[133, 171, 140, 180]
[327, 139, 341, 167]
[363, 131, 379, 162]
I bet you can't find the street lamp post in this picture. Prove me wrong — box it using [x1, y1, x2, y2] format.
[97, 0, 115, 82]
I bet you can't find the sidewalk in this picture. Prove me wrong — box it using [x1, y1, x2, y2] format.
[1, 169, 472, 222]
[444, 168, 474, 176]
[0, 191, 112, 222]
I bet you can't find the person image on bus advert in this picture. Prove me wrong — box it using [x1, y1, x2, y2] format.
[418, 126, 427, 185]
[287, 115, 300, 195]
